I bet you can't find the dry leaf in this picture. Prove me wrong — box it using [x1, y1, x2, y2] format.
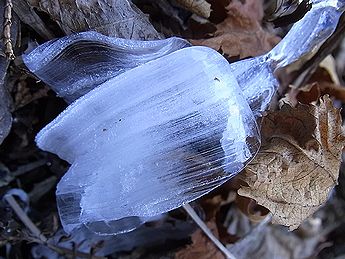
[290, 81, 345, 105]
[284, 56, 345, 105]
[317, 82, 345, 102]
[175, 221, 225, 259]
[318, 55, 341, 85]
[175, 195, 234, 258]
[235, 195, 270, 223]
[26, 0, 160, 40]
[13, 0, 55, 40]
[193, 0, 280, 59]
[238, 96, 345, 230]
[200, 195, 224, 221]
[13, 80, 49, 109]
[228, 218, 325, 259]
[304, 56, 345, 102]
[175, 0, 212, 19]
[199, 194, 236, 244]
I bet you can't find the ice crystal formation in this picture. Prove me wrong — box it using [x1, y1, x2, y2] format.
[24, 0, 345, 234]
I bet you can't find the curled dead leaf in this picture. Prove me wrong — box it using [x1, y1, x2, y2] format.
[284, 56, 345, 105]
[193, 0, 280, 59]
[175, 0, 212, 19]
[26, 0, 160, 40]
[235, 195, 270, 223]
[238, 96, 345, 230]
[301, 57, 345, 103]
[284, 83, 321, 106]
[288, 82, 345, 105]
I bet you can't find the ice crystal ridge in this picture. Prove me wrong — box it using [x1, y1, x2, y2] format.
[24, 34, 190, 103]
[23, 0, 345, 235]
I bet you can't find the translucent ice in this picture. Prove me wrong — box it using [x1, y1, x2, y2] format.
[24, 32, 190, 103]
[23, 0, 345, 234]
[231, 0, 345, 116]
[36, 46, 260, 234]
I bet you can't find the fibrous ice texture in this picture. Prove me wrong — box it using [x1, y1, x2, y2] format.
[23, 0, 345, 235]
[24, 31, 190, 103]
[231, 0, 345, 116]
[35, 47, 260, 234]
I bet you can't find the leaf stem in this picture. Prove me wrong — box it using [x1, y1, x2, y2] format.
[183, 203, 237, 259]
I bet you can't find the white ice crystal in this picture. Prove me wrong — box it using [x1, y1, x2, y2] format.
[35, 46, 259, 234]
[23, 0, 345, 235]
[24, 32, 190, 103]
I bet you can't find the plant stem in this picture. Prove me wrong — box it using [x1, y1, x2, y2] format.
[183, 203, 237, 259]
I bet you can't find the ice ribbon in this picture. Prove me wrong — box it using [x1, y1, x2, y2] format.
[23, 0, 345, 235]
[24, 35, 190, 103]
[231, 0, 345, 116]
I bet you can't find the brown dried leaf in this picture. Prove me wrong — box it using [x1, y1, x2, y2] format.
[317, 82, 345, 102]
[238, 96, 345, 230]
[304, 57, 345, 102]
[235, 195, 270, 223]
[284, 83, 321, 106]
[200, 195, 223, 221]
[26, 0, 160, 40]
[289, 81, 345, 105]
[175, 221, 225, 259]
[175, 194, 235, 258]
[193, 0, 280, 59]
[199, 194, 236, 244]
[284, 56, 345, 105]
[175, 0, 212, 19]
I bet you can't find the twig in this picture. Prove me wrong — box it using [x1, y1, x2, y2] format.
[3, 0, 15, 60]
[4, 194, 47, 242]
[183, 203, 237, 259]
[4, 194, 106, 259]
[12, 159, 47, 177]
